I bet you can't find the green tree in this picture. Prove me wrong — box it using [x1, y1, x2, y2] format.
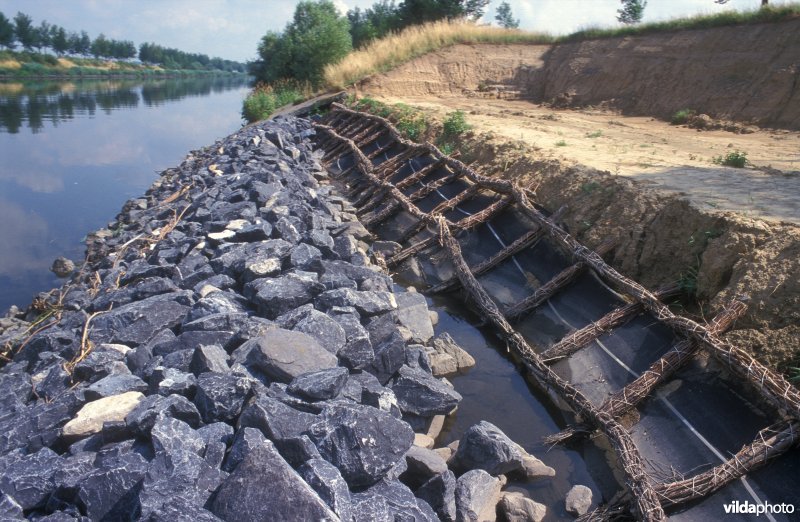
[398, 0, 488, 26]
[78, 31, 91, 55]
[91, 33, 110, 58]
[495, 1, 519, 28]
[617, 0, 646, 24]
[33, 20, 50, 52]
[250, 31, 293, 81]
[0, 12, 15, 49]
[13, 12, 35, 50]
[348, 0, 400, 48]
[51, 26, 68, 55]
[286, 1, 352, 86]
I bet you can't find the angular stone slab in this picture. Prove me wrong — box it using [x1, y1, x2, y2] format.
[63, 391, 144, 438]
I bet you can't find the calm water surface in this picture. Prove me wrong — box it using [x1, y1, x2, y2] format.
[0, 76, 250, 312]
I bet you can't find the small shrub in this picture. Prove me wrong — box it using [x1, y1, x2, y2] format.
[441, 110, 470, 140]
[585, 130, 602, 138]
[439, 142, 455, 155]
[555, 140, 567, 147]
[241, 81, 308, 122]
[713, 150, 748, 168]
[671, 109, 694, 125]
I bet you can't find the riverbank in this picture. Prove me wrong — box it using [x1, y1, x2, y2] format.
[0, 115, 569, 520]
[0, 50, 247, 80]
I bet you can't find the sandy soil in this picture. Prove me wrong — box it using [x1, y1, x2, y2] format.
[379, 95, 800, 224]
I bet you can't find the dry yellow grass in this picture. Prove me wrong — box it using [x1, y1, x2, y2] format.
[0, 59, 21, 70]
[323, 20, 553, 89]
[57, 58, 76, 68]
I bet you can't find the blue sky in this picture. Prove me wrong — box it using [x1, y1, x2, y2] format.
[0, 0, 787, 62]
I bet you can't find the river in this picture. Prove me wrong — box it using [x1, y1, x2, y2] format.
[0, 76, 251, 313]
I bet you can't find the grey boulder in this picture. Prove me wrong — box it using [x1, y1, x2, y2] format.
[210, 439, 338, 521]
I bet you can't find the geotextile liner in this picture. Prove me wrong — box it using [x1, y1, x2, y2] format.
[314, 104, 800, 521]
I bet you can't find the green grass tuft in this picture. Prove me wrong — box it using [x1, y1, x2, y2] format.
[713, 150, 748, 168]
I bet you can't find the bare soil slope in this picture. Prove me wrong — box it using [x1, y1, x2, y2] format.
[358, 19, 800, 129]
[351, 20, 800, 372]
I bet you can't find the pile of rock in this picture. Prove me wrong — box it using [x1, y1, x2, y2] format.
[0, 115, 560, 521]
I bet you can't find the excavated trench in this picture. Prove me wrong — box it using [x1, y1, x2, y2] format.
[313, 104, 800, 521]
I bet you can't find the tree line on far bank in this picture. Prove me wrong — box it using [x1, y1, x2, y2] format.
[0, 11, 245, 73]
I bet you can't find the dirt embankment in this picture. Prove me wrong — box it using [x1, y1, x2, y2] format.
[351, 19, 800, 372]
[358, 18, 800, 129]
[466, 139, 799, 370]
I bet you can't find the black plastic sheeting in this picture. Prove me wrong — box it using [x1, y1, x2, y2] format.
[328, 140, 799, 521]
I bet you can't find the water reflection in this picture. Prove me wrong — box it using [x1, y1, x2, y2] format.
[0, 76, 249, 312]
[0, 76, 249, 134]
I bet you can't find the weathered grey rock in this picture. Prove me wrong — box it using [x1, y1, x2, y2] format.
[455, 469, 505, 522]
[190, 344, 230, 374]
[417, 470, 457, 522]
[244, 275, 317, 319]
[565, 484, 593, 516]
[235, 223, 272, 242]
[0, 493, 23, 519]
[187, 291, 247, 322]
[354, 372, 400, 415]
[75, 452, 149, 520]
[317, 287, 397, 315]
[238, 394, 316, 444]
[0, 447, 60, 510]
[84, 373, 147, 400]
[89, 291, 193, 346]
[235, 329, 338, 383]
[332, 313, 374, 370]
[63, 391, 144, 438]
[394, 291, 434, 343]
[451, 421, 526, 476]
[290, 243, 322, 270]
[308, 403, 414, 488]
[151, 416, 205, 457]
[298, 458, 353, 522]
[287, 367, 349, 401]
[360, 479, 439, 521]
[210, 439, 337, 521]
[390, 365, 462, 417]
[73, 345, 129, 382]
[404, 445, 448, 484]
[150, 367, 197, 397]
[499, 492, 547, 522]
[138, 450, 226, 519]
[50, 256, 75, 277]
[126, 394, 202, 436]
[197, 422, 234, 469]
[194, 373, 252, 424]
[293, 310, 346, 355]
[223, 427, 267, 472]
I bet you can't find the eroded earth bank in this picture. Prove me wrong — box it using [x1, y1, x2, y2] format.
[352, 18, 800, 375]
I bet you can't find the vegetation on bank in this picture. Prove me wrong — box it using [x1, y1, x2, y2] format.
[561, 2, 800, 42]
[323, 19, 553, 89]
[0, 9, 246, 76]
[243, 1, 800, 122]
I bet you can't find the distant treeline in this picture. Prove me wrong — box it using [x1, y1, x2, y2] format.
[0, 11, 245, 72]
[0, 76, 249, 134]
